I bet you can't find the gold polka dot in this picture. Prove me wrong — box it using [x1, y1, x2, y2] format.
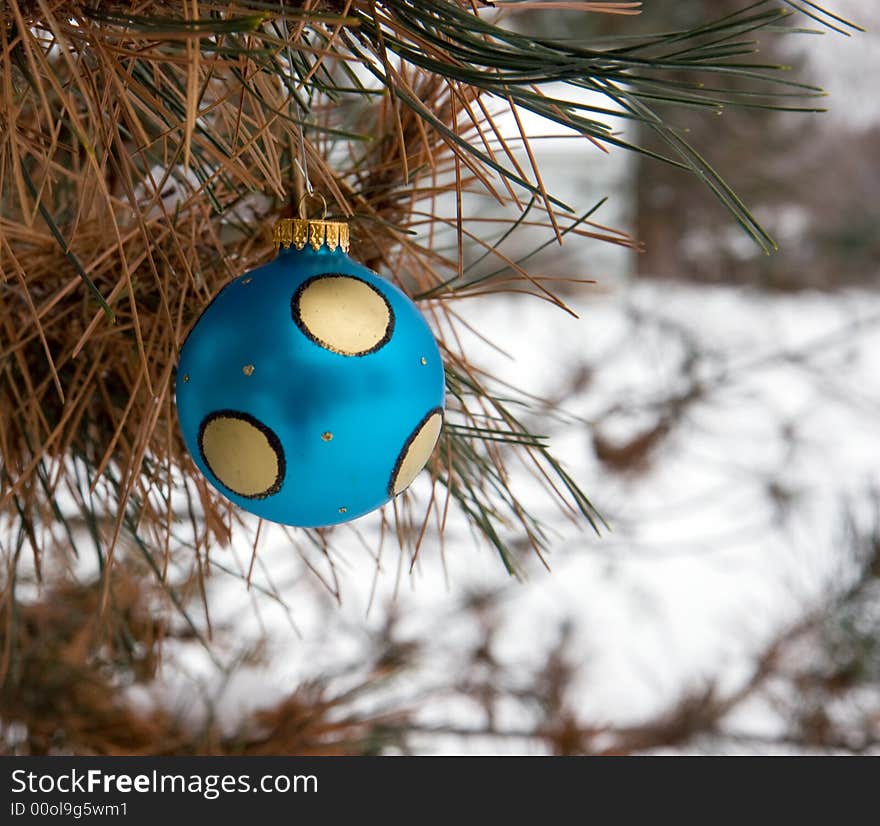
[321, 431, 333, 442]
[242, 364, 255, 376]
[294, 275, 393, 356]
[420, 357, 427, 366]
[390, 410, 443, 496]
[183, 374, 190, 383]
[199, 412, 283, 499]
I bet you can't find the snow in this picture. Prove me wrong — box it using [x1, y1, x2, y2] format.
[136, 13, 880, 752]
[138, 276, 879, 753]
[10, 5, 875, 754]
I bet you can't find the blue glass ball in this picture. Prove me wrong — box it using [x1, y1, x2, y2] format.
[176, 244, 445, 527]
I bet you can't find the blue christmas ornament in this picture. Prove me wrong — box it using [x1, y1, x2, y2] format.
[176, 211, 445, 527]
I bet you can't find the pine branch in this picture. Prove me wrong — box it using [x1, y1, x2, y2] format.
[0, 1, 860, 614]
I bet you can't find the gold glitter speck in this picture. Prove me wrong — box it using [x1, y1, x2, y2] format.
[242, 364, 255, 376]
[420, 357, 427, 365]
[242, 277, 252, 285]
[321, 431, 333, 442]
[183, 374, 190, 383]
[338, 507, 347, 514]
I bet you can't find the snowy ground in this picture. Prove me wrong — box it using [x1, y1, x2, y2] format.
[101, 5, 880, 753]
[147, 275, 880, 754]
[137, 9, 880, 753]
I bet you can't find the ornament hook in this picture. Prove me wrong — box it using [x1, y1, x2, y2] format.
[275, 193, 349, 254]
[298, 191, 327, 221]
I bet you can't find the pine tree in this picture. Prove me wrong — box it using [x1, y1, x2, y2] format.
[0, 1, 863, 754]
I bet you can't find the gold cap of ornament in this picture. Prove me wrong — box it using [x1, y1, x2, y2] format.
[273, 193, 350, 254]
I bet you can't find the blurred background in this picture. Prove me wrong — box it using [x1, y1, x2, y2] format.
[3, 0, 879, 755]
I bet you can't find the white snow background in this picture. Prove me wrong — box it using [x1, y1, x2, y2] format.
[129, 3, 880, 754]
